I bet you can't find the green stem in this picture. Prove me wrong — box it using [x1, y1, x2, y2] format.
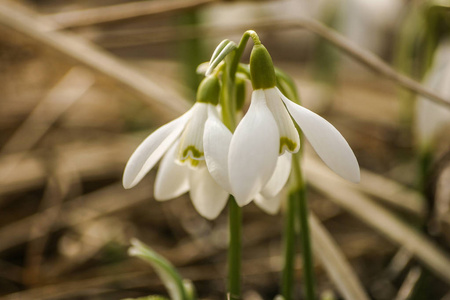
[220, 56, 236, 131]
[292, 154, 316, 300]
[229, 30, 260, 81]
[220, 34, 247, 298]
[228, 196, 242, 299]
[221, 30, 262, 299]
[221, 30, 261, 131]
[282, 192, 297, 300]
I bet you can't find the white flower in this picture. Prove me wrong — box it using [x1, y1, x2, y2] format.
[123, 102, 229, 220]
[123, 100, 287, 218]
[227, 87, 360, 206]
[416, 38, 450, 150]
[204, 104, 292, 214]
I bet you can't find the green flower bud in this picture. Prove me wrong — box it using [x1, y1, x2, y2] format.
[250, 44, 277, 90]
[196, 75, 220, 105]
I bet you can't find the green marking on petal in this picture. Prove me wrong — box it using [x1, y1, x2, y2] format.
[179, 157, 202, 168]
[279, 137, 297, 154]
[179, 145, 204, 168]
[188, 158, 201, 167]
[181, 145, 204, 159]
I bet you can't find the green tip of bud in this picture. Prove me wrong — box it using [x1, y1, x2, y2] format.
[197, 75, 220, 105]
[250, 44, 277, 90]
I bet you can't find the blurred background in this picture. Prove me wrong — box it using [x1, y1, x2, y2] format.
[0, 0, 450, 299]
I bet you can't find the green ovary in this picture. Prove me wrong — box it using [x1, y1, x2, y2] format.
[279, 137, 297, 154]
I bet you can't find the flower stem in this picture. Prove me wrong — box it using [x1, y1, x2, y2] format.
[221, 36, 242, 297]
[228, 196, 242, 299]
[229, 30, 260, 81]
[222, 30, 263, 299]
[292, 154, 316, 300]
[297, 184, 315, 300]
[282, 192, 297, 300]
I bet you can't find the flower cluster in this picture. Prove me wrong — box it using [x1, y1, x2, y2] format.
[123, 38, 360, 220]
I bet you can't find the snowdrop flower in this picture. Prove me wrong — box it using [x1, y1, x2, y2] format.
[204, 105, 292, 214]
[416, 38, 450, 151]
[123, 76, 230, 220]
[226, 43, 360, 206]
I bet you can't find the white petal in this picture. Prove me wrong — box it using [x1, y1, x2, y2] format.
[254, 193, 282, 215]
[228, 90, 280, 206]
[264, 88, 300, 154]
[261, 152, 292, 198]
[123, 109, 193, 189]
[189, 167, 229, 220]
[178, 103, 208, 167]
[154, 142, 190, 201]
[279, 88, 360, 183]
[203, 106, 232, 193]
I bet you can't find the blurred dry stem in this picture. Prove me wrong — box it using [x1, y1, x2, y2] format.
[0, 67, 94, 184]
[386, 248, 414, 280]
[23, 171, 68, 286]
[304, 158, 450, 284]
[1, 67, 94, 154]
[1, 0, 448, 110]
[87, 17, 450, 109]
[0, 0, 449, 299]
[394, 267, 422, 300]
[45, 0, 217, 29]
[354, 168, 425, 218]
[0, 138, 133, 201]
[0, 181, 150, 254]
[0, 0, 190, 119]
[0, 237, 387, 300]
[310, 213, 370, 300]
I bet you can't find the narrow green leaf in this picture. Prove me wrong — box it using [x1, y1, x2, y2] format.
[128, 239, 191, 300]
[206, 40, 237, 76]
[209, 39, 230, 65]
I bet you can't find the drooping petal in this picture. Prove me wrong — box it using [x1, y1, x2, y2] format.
[254, 193, 282, 215]
[278, 88, 360, 183]
[203, 105, 232, 193]
[264, 88, 300, 154]
[123, 109, 193, 189]
[178, 103, 209, 168]
[189, 166, 229, 220]
[154, 142, 190, 201]
[228, 90, 280, 206]
[260, 152, 292, 198]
